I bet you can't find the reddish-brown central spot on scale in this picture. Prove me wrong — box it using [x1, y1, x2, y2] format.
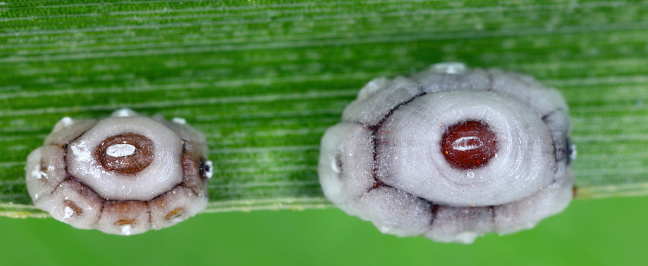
[441, 120, 497, 170]
[95, 133, 154, 175]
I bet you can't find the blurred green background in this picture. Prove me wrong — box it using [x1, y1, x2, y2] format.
[1, 196, 648, 265]
[2, 0, 648, 265]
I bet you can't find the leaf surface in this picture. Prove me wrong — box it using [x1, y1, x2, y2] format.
[2, 0, 647, 217]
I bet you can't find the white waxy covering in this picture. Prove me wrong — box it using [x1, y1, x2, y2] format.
[67, 116, 184, 201]
[376, 90, 556, 206]
[318, 63, 574, 243]
[26, 108, 212, 235]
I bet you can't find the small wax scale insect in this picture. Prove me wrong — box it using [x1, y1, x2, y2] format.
[26, 109, 212, 235]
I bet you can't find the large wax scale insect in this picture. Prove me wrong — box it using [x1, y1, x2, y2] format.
[318, 63, 575, 243]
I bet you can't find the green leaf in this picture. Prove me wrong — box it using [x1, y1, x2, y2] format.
[2, 0, 647, 217]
